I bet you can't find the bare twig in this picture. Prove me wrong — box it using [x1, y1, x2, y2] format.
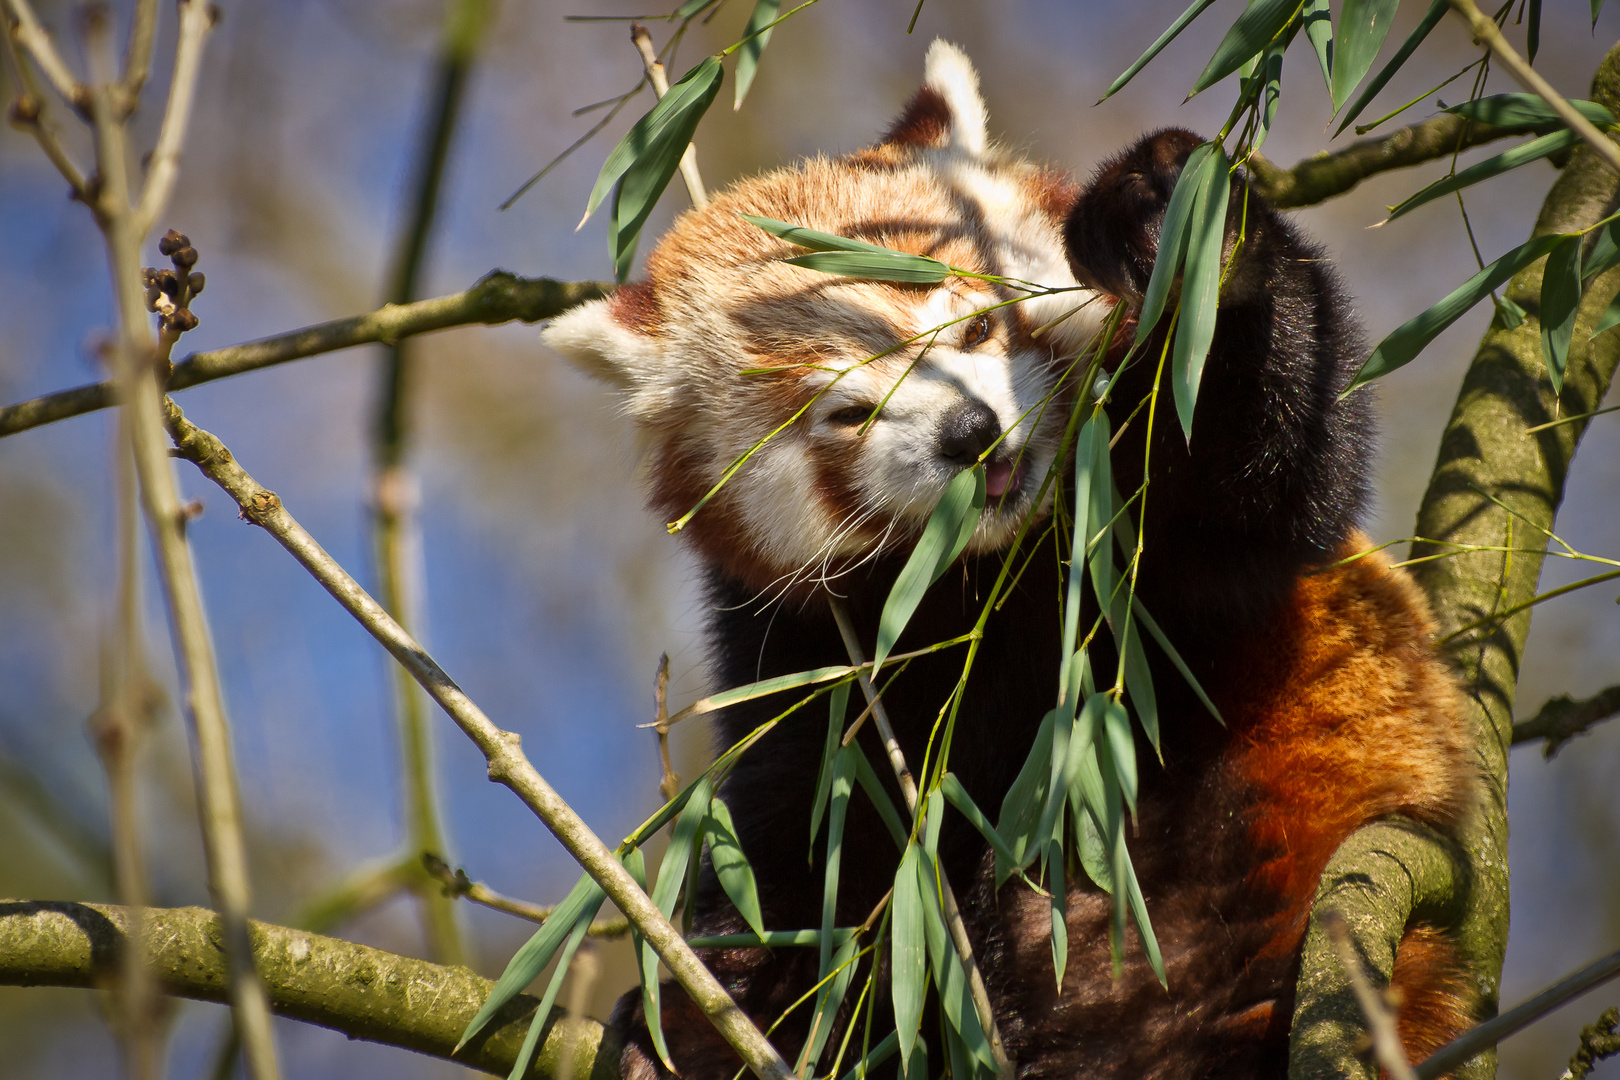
[1413, 947, 1620, 1079]
[1249, 115, 1537, 209]
[1321, 910, 1420, 1080]
[1, 10, 89, 196]
[653, 653, 680, 801]
[162, 403, 795, 1080]
[630, 22, 708, 207]
[1511, 685, 1620, 757]
[133, 0, 215, 234]
[118, 0, 160, 107]
[0, 273, 613, 439]
[422, 853, 631, 937]
[1446, 0, 1620, 175]
[3, 0, 87, 109]
[826, 595, 1012, 1080]
[0, 900, 612, 1080]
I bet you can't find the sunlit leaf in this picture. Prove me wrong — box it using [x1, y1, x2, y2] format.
[1443, 93, 1615, 131]
[1253, 38, 1285, 152]
[1101, 0, 1221, 100]
[1047, 830, 1067, 987]
[873, 465, 986, 670]
[1122, 839, 1168, 985]
[675, 0, 720, 17]
[1590, 289, 1620, 339]
[1071, 801, 1114, 892]
[1101, 696, 1138, 813]
[1346, 233, 1564, 391]
[733, 0, 781, 109]
[1336, 0, 1447, 135]
[588, 56, 723, 281]
[1582, 217, 1620, 281]
[892, 842, 927, 1071]
[1386, 129, 1578, 222]
[1084, 414, 1118, 616]
[810, 681, 852, 848]
[1330, 0, 1400, 112]
[852, 746, 911, 850]
[940, 773, 1020, 867]
[801, 932, 861, 1068]
[1173, 142, 1232, 440]
[707, 794, 768, 938]
[508, 898, 598, 1080]
[1541, 233, 1583, 395]
[458, 871, 606, 1050]
[1493, 294, 1528, 331]
[1190, 0, 1299, 97]
[918, 854, 996, 1070]
[1301, 0, 1333, 93]
[783, 251, 952, 283]
[996, 708, 1057, 884]
[1116, 612, 1160, 758]
[1138, 141, 1216, 342]
[640, 775, 713, 1071]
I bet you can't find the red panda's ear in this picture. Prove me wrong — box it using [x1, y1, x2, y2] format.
[542, 295, 662, 392]
[882, 40, 988, 159]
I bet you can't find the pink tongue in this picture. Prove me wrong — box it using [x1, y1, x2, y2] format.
[985, 461, 1015, 498]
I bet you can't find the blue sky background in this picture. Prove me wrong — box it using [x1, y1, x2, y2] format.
[0, 1, 1617, 1077]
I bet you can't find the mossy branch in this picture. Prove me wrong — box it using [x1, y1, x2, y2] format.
[1510, 685, 1620, 757]
[0, 272, 612, 439]
[0, 900, 614, 1080]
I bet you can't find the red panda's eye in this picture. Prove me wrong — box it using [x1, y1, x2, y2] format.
[828, 405, 876, 427]
[963, 315, 992, 348]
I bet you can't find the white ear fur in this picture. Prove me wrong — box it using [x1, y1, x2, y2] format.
[542, 298, 661, 391]
[924, 40, 988, 158]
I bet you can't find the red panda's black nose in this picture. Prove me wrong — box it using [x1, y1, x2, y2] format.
[938, 400, 1002, 465]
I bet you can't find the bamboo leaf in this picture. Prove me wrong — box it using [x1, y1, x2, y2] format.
[852, 744, 911, 850]
[1330, 0, 1400, 112]
[1386, 129, 1578, 222]
[1541, 233, 1583, 395]
[1336, 0, 1447, 135]
[1116, 611, 1161, 759]
[873, 465, 986, 671]
[1173, 143, 1232, 440]
[1048, 831, 1068, 988]
[681, 664, 854, 720]
[1590, 289, 1620, 339]
[1190, 0, 1300, 97]
[996, 708, 1057, 884]
[837, 1032, 901, 1080]
[687, 929, 854, 948]
[801, 933, 861, 1068]
[1443, 93, 1615, 131]
[1102, 0, 1221, 100]
[508, 901, 598, 1080]
[707, 794, 768, 938]
[783, 251, 952, 284]
[459, 872, 606, 1050]
[810, 681, 852, 849]
[941, 772, 1021, 868]
[733, 0, 780, 109]
[1084, 414, 1118, 615]
[743, 214, 916, 256]
[590, 56, 723, 280]
[1595, 0, 1606, 30]
[1131, 597, 1222, 723]
[1527, 0, 1541, 63]
[1301, 0, 1333, 93]
[1346, 233, 1564, 391]
[918, 854, 996, 1070]
[1071, 802, 1114, 893]
[892, 843, 928, 1071]
[639, 776, 713, 1072]
[1122, 840, 1168, 986]
[820, 745, 855, 992]
[1253, 38, 1285, 152]
[1583, 217, 1620, 281]
[1101, 696, 1138, 813]
[1137, 141, 1215, 342]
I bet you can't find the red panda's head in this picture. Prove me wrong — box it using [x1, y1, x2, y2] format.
[544, 42, 1106, 595]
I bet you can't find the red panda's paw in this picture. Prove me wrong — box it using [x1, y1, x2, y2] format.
[1063, 128, 1205, 301]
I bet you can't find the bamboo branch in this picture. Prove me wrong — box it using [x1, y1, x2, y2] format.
[161, 402, 795, 1080]
[630, 22, 707, 207]
[0, 272, 613, 439]
[1446, 0, 1620, 176]
[1511, 685, 1620, 757]
[133, 0, 216, 235]
[0, 900, 615, 1080]
[827, 596, 1012, 1080]
[1249, 115, 1537, 210]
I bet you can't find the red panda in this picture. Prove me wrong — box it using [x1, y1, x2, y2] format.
[544, 40, 1477, 1080]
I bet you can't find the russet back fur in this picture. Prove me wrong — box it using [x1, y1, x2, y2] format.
[544, 41, 1477, 1080]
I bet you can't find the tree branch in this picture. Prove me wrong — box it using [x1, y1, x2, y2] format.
[2, 0, 87, 111]
[1289, 820, 1466, 1080]
[0, 272, 613, 439]
[133, 0, 216, 235]
[1398, 39, 1620, 1080]
[1249, 115, 1536, 210]
[160, 402, 795, 1080]
[0, 900, 616, 1080]
[1510, 685, 1620, 757]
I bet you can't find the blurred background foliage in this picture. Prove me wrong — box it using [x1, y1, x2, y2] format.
[0, 0, 1616, 1077]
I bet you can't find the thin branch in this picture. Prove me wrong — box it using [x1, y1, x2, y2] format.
[826, 596, 1013, 1080]
[1248, 114, 1536, 209]
[1, 9, 89, 196]
[133, 0, 215, 234]
[161, 402, 795, 1080]
[652, 653, 680, 801]
[1413, 947, 1620, 1080]
[3, 0, 87, 110]
[0, 900, 613, 1080]
[118, 0, 160, 108]
[0, 272, 613, 439]
[1511, 685, 1620, 757]
[630, 22, 707, 207]
[1445, 0, 1620, 176]
[423, 854, 632, 937]
[1565, 1007, 1620, 1080]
